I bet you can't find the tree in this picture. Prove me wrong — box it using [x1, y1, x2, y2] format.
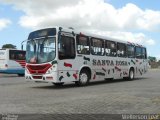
[148, 56, 157, 62]
[2, 44, 17, 49]
[158, 60, 160, 65]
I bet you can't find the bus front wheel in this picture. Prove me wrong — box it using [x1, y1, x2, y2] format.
[75, 70, 90, 86]
[125, 68, 134, 81]
[53, 83, 64, 86]
[18, 74, 24, 77]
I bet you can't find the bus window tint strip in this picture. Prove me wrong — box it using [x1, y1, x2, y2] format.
[28, 28, 56, 39]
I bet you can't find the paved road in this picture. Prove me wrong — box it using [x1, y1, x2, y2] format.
[0, 69, 160, 116]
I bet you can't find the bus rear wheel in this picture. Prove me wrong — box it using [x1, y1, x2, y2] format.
[75, 70, 90, 86]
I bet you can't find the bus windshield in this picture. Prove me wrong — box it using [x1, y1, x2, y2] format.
[26, 37, 56, 64]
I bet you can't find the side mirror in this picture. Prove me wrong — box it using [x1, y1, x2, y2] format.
[21, 45, 23, 50]
[21, 40, 27, 50]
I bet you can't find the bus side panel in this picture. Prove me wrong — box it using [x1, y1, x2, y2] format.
[0, 60, 25, 74]
[91, 56, 113, 81]
[91, 56, 129, 80]
[4, 60, 25, 74]
[57, 55, 88, 82]
[8, 60, 23, 69]
[113, 57, 128, 79]
[134, 58, 148, 77]
[0, 50, 7, 72]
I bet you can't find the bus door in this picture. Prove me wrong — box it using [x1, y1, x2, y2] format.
[57, 32, 77, 82]
[135, 47, 147, 76]
[114, 43, 128, 79]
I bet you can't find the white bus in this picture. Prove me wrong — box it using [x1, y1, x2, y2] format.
[0, 49, 26, 76]
[24, 27, 148, 86]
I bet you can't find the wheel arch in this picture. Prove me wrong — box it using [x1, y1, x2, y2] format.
[129, 66, 135, 73]
[79, 66, 92, 80]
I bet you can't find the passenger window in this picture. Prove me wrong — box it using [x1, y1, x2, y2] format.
[91, 38, 104, 56]
[58, 36, 75, 60]
[127, 45, 135, 58]
[142, 47, 147, 59]
[117, 43, 126, 57]
[135, 46, 142, 59]
[105, 41, 117, 57]
[76, 35, 90, 55]
[9, 50, 26, 60]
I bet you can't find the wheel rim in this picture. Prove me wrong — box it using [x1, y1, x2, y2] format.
[80, 73, 88, 84]
[130, 70, 134, 79]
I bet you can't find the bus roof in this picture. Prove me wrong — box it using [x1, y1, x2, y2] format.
[59, 27, 146, 48]
[29, 26, 146, 48]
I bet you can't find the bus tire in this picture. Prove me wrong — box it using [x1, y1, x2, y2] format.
[75, 70, 90, 86]
[125, 68, 134, 81]
[53, 83, 64, 86]
[18, 74, 24, 77]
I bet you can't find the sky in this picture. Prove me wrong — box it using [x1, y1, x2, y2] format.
[0, 0, 159, 60]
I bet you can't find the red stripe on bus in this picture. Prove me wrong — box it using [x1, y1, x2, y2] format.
[15, 60, 26, 68]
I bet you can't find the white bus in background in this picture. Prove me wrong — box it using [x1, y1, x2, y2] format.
[24, 27, 148, 86]
[0, 49, 26, 76]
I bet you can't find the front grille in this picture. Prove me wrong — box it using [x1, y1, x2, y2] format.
[32, 76, 43, 79]
[26, 64, 52, 74]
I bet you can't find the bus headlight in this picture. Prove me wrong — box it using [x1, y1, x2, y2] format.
[25, 68, 30, 74]
[46, 69, 51, 74]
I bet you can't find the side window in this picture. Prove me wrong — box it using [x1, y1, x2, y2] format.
[76, 35, 90, 55]
[142, 47, 147, 59]
[117, 43, 126, 57]
[91, 38, 104, 56]
[9, 50, 16, 60]
[105, 40, 117, 57]
[17, 51, 26, 60]
[58, 36, 75, 60]
[9, 50, 26, 60]
[135, 46, 142, 59]
[127, 45, 135, 58]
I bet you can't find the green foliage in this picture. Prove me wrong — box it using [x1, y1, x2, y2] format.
[148, 56, 157, 62]
[2, 44, 17, 49]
